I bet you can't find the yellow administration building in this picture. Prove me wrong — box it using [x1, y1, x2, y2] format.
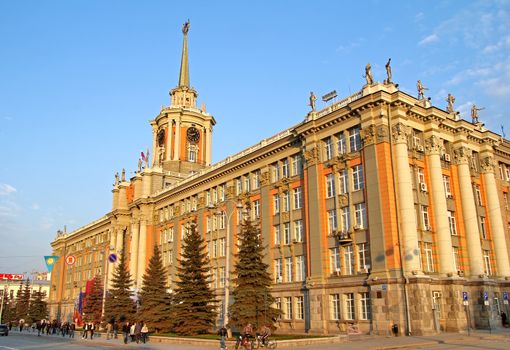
[49, 24, 510, 335]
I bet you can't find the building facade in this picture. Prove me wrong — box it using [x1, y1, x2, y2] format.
[49, 24, 510, 335]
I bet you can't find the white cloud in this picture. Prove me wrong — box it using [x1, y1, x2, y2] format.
[418, 34, 439, 46]
[32, 203, 40, 210]
[0, 183, 17, 196]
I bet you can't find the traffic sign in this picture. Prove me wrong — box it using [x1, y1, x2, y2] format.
[484, 291, 489, 306]
[503, 292, 508, 305]
[108, 253, 118, 263]
[65, 255, 76, 266]
[462, 291, 468, 305]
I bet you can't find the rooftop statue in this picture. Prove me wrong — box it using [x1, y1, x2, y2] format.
[471, 104, 485, 124]
[364, 63, 374, 85]
[446, 93, 455, 113]
[309, 91, 317, 111]
[182, 20, 190, 35]
[417, 80, 428, 100]
[385, 58, 392, 84]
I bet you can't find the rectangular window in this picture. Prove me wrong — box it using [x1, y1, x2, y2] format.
[294, 220, 303, 242]
[483, 250, 492, 275]
[331, 294, 341, 320]
[421, 205, 430, 230]
[219, 211, 226, 229]
[285, 257, 293, 282]
[349, 126, 362, 152]
[352, 165, 364, 191]
[354, 202, 367, 229]
[324, 137, 333, 160]
[341, 206, 350, 231]
[337, 132, 346, 154]
[296, 296, 304, 320]
[452, 246, 461, 272]
[282, 159, 289, 178]
[272, 163, 280, 183]
[212, 239, 218, 258]
[236, 178, 243, 195]
[327, 209, 337, 235]
[326, 173, 336, 198]
[339, 169, 349, 194]
[360, 292, 371, 320]
[448, 211, 457, 235]
[273, 194, 280, 214]
[253, 200, 260, 219]
[417, 167, 425, 184]
[499, 164, 505, 180]
[443, 175, 452, 197]
[344, 293, 355, 320]
[283, 222, 291, 245]
[283, 191, 290, 212]
[274, 225, 281, 246]
[219, 237, 226, 257]
[244, 174, 251, 192]
[275, 259, 283, 283]
[344, 245, 354, 275]
[219, 267, 225, 287]
[275, 297, 282, 318]
[358, 243, 370, 270]
[296, 255, 305, 281]
[293, 187, 303, 209]
[424, 242, 435, 272]
[330, 247, 341, 272]
[506, 166, 510, 181]
[480, 216, 487, 239]
[285, 297, 293, 320]
[474, 184, 483, 205]
[253, 170, 261, 189]
[292, 154, 302, 176]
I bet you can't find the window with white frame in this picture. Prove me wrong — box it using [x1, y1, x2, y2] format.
[344, 293, 355, 320]
[219, 267, 225, 287]
[292, 154, 302, 176]
[452, 246, 461, 271]
[219, 211, 226, 229]
[506, 165, 510, 181]
[327, 209, 337, 235]
[341, 206, 350, 231]
[282, 159, 289, 178]
[330, 247, 341, 272]
[293, 187, 303, 209]
[285, 257, 293, 282]
[285, 297, 293, 319]
[253, 170, 261, 189]
[296, 255, 305, 281]
[447, 211, 457, 235]
[283, 222, 291, 245]
[324, 137, 333, 160]
[339, 169, 349, 194]
[499, 164, 505, 180]
[294, 220, 303, 242]
[344, 245, 355, 275]
[349, 126, 362, 152]
[219, 237, 226, 257]
[353, 165, 364, 191]
[358, 243, 370, 270]
[503, 192, 508, 210]
[326, 173, 335, 198]
[169, 227, 175, 242]
[274, 225, 281, 246]
[272, 162, 280, 183]
[296, 296, 304, 320]
[273, 194, 280, 214]
[421, 205, 430, 230]
[252, 200, 260, 219]
[417, 167, 425, 185]
[188, 145, 197, 162]
[283, 191, 290, 212]
[483, 250, 492, 275]
[474, 184, 483, 205]
[212, 239, 218, 258]
[443, 175, 452, 197]
[424, 242, 435, 272]
[275, 297, 282, 318]
[275, 259, 283, 283]
[480, 216, 487, 239]
[337, 132, 346, 154]
[360, 292, 371, 320]
[354, 202, 367, 229]
[244, 174, 251, 193]
[331, 294, 341, 320]
[236, 178, 243, 195]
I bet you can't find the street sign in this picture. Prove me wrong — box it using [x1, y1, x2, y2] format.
[108, 253, 118, 263]
[503, 292, 508, 305]
[0, 274, 24, 281]
[484, 292, 489, 306]
[462, 291, 468, 305]
[65, 255, 76, 266]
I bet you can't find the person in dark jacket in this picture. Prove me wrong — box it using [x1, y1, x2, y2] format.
[122, 321, 130, 344]
[218, 326, 228, 350]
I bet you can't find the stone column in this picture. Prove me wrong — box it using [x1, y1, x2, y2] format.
[137, 216, 147, 288]
[206, 126, 212, 166]
[480, 155, 510, 277]
[173, 118, 181, 161]
[425, 135, 456, 275]
[151, 124, 157, 167]
[166, 119, 173, 161]
[129, 219, 140, 285]
[454, 146, 484, 276]
[392, 122, 421, 273]
[115, 227, 124, 255]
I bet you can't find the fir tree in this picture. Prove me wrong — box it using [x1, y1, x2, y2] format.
[172, 221, 216, 335]
[27, 287, 48, 323]
[104, 250, 136, 323]
[15, 279, 31, 322]
[82, 276, 104, 324]
[138, 245, 173, 333]
[230, 216, 280, 330]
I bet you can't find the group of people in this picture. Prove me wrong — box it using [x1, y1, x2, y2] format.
[10, 319, 76, 338]
[120, 320, 149, 344]
[218, 323, 272, 349]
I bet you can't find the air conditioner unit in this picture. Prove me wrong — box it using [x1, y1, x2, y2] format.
[416, 145, 425, 152]
[420, 182, 428, 192]
[446, 193, 453, 199]
[444, 154, 451, 162]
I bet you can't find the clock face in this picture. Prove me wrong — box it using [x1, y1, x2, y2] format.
[187, 127, 200, 143]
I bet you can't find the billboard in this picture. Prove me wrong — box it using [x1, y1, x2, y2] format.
[0, 274, 24, 281]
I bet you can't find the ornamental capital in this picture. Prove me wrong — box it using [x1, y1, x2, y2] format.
[480, 155, 495, 173]
[425, 135, 443, 155]
[304, 146, 319, 166]
[260, 171, 270, 186]
[361, 124, 376, 146]
[453, 146, 471, 165]
[391, 122, 409, 144]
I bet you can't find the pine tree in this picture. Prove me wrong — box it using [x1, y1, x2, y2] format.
[172, 221, 216, 335]
[138, 245, 173, 333]
[15, 279, 31, 322]
[230, 216, 280, 330]
[27, 287, 48, 323]
[82, 276, 104, 324]
[104, 250, 136, 323]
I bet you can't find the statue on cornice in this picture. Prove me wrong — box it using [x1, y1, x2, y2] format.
[446, 93, 455, 113]
[385, 58, 392, 84]
[138, 158, 143, 173]
[145, 148, 150, 168]
[471, 104, 485, 124]
[114, 172, 119, 186]
[121, 168, 126, 182]
[364, 63, 374, 85]
[417, 80, 428, 100]
[182, 20, 190, 35]
[309, 91, 317, 111]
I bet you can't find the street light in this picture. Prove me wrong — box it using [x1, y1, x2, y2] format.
[214, 200, 243, 336]
[101, 246, 116, 319]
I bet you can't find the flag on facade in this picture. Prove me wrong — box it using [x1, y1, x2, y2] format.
[141, 151, 146, 162]
[44, 256, 58, 273]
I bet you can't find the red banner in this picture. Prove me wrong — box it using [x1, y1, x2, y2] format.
[0, 274, 24, 281]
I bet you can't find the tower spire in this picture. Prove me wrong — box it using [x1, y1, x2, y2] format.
[178, 19, 190, 87]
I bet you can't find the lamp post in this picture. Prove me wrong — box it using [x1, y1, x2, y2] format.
[214, 200, 243, 337]
[101, 246, 115, 319]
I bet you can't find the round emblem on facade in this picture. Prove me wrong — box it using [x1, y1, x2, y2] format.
[186, 127, 200, 143]
[108, 253, 118, 263]
[65, 255, 76, 266]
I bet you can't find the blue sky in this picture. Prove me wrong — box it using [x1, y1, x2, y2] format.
[1, 0, 509, 274]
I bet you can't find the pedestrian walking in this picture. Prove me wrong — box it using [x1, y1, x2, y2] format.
[106, 321, 113, 340]
[218, 325, 227, 350]
[130, 322, 136, 342]
[122, 321, 130, 344]
[141, 322, 149, 344]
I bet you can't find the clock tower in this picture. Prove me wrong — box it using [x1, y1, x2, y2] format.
[150, 20, 215, 175]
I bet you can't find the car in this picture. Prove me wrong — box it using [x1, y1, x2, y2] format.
[0, 324, 8, 336]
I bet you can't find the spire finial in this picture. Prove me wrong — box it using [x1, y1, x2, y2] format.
[178, 20, 190, 87]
